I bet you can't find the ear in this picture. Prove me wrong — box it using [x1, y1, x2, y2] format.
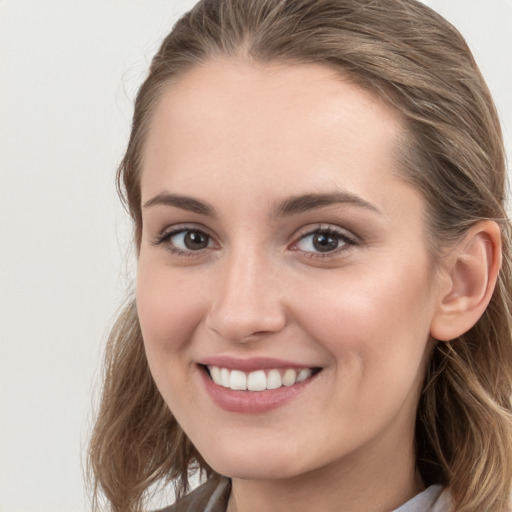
[430, 220, 502, 342]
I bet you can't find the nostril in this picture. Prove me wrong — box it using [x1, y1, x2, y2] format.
[240, 330, 277, 341]
[206, 318, 287, 344]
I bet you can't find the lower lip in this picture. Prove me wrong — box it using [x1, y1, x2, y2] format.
[199, 367, 317, 414]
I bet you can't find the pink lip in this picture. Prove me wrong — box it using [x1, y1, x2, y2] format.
[198, 356, 314, 372]
[198, 364, 319, 414]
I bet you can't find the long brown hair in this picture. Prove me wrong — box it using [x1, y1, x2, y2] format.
[88, 1, 512, 511]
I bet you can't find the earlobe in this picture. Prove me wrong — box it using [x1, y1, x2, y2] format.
[430, 220, 502, 342]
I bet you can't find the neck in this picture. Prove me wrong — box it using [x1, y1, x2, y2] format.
[227, 438, 423, 512]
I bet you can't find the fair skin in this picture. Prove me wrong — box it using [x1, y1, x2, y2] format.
[136, 60, 500, 512]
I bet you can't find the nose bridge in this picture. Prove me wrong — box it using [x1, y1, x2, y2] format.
[207, 243, 286, 342]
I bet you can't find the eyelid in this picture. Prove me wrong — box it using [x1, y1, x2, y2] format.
[151, 222, 358, 259]
[154, 222, 214, 241]
[152, 223, 219, 254]
[289, 224, 359, 255]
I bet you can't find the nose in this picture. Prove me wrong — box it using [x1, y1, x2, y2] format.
[206, 248, 287, 343]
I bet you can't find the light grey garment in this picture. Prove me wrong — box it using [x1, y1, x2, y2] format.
[159, 477, 450, 512]
[393, 484, 449, 512]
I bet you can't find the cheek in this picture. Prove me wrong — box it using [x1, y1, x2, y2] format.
[136, 263, 205, 357]
[293, 266, 434, 431]
[135, 263, 211, 418]
[289, 257, 435, 376]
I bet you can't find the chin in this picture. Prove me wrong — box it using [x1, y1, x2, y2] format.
[197, 438, 310, 481]
[209, 459, 304, 481]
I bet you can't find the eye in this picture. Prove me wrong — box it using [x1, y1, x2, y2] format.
[293, 227, 355, 254]
[172, 230, 211, 250]
[156, 227, 215, 254]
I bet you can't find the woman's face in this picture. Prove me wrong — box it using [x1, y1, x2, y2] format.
[137, 60, 445, 481]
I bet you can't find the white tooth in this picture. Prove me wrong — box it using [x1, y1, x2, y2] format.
[209, 366, 222, 385]
[296, 368, 312, 383]
[247, 370, 267, 391]
[266, 369, 282, 389]
[230, 370, 247, 390]
[220, 368, 230, 387]
[282, 369, 297, 387]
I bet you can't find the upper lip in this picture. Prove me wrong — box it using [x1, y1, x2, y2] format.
[198, 356, 319, 373]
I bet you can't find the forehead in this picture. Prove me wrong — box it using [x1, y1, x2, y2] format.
[141, 59, 409, 210]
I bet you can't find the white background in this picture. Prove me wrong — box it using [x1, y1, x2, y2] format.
[1, 1, 511, 511]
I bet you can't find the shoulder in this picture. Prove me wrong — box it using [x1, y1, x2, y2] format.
[156, 477, 231, 512]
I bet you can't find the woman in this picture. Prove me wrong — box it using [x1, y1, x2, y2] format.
[88, 1, 512, 511]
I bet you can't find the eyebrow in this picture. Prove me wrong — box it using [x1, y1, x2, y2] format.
[143, 192, 216, 216]
[142, 190, 380, 217]
[271, 191, 381, 217]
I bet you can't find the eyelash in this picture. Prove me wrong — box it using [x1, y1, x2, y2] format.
[153, 226, 215, 257]
[291, 226, 358, 259]
[153, 224, 358, 259]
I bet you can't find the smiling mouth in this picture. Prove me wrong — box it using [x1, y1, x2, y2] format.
[203, 365, 321, 392]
